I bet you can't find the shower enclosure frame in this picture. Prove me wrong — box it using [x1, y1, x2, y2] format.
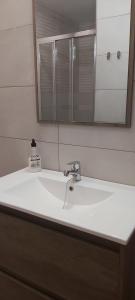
[36, 29, 96, 122]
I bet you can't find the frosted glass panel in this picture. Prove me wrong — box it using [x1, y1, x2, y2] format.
[55, 39, 71, 122]
[73, 36, 95, 122]
[39, 43, 55, 121]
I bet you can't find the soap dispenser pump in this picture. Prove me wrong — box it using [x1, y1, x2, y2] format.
[28, 139, 41, 172]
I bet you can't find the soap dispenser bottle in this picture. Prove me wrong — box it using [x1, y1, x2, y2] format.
[28, 139, 41, 172]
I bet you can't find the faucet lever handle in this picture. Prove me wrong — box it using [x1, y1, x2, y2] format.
[67, 161, 80, 171]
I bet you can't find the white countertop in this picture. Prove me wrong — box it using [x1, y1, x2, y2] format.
[0, 169, 135, 245]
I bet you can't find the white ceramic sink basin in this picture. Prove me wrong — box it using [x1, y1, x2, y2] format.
[1, 168, 135, 245]
[4, 176, 113, 209]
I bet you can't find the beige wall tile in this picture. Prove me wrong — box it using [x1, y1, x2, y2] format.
[0, 25, 35, 87]
[0, 137, 59, 176]
[0, 0, 33, 30]
[0, 86, 58, 143]
[39, 142, 59, 171]
[0, 87, 37, 139]
[38, 124, 59, 143]
[0, 137, 29, 176]
[59, 144, 135, 185]
[59, 85, 135, 152]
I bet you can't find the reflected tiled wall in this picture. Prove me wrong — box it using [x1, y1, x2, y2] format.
[36, 0, 77, 122]
[95, 0, 131, 123]
[0, 0, 135, 186]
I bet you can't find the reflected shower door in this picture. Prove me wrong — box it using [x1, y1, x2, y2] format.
[73, 35, 95, 122]
[55, 39, 72, 122]
[38, 31, 96, 122]
[39, 42, 56, 121]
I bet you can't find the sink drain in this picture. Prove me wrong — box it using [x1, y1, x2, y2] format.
[69, 186, 74, 192]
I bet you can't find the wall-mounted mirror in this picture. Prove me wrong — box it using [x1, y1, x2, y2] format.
[33, 0, 135, 126]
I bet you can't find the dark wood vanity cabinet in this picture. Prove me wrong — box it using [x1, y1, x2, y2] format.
[0, 270, 53, 300]
[0, 206, 134, 300]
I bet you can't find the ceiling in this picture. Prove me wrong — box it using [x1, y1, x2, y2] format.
[41, 0, 96, 24]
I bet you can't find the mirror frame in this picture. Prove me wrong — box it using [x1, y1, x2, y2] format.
[32, 0, 135, 127]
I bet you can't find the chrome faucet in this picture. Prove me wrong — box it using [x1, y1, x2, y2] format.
[64, 161, 81, 182]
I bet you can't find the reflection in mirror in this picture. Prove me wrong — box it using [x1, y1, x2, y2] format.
[34, 0, 134, 126]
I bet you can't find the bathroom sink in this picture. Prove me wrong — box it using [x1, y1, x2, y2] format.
[1, 169, 135, 245]
[4, 175, 112, 209]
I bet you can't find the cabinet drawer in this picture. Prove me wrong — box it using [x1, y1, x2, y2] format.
[0, 270, 53, 300]
[0, 212, 120, 300]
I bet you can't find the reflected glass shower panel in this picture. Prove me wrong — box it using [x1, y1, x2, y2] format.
[39, 43, 56, 121]
[55, 39, 71, 122]
[73, 35, 95, 122]
[38, 31, 95, 122]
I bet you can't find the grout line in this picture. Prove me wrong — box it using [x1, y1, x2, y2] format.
[0, 86, 133, 90]
[95, 89, 128, 91]
[1, 136, 135, 155]
[0, 136, 58, 145]
[58, 143, 135, 154]
[0, 23, 33, 34]
[38, 139, 58, 145]
[0, 85, 35, 89]
[97, 13, 130, 21]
